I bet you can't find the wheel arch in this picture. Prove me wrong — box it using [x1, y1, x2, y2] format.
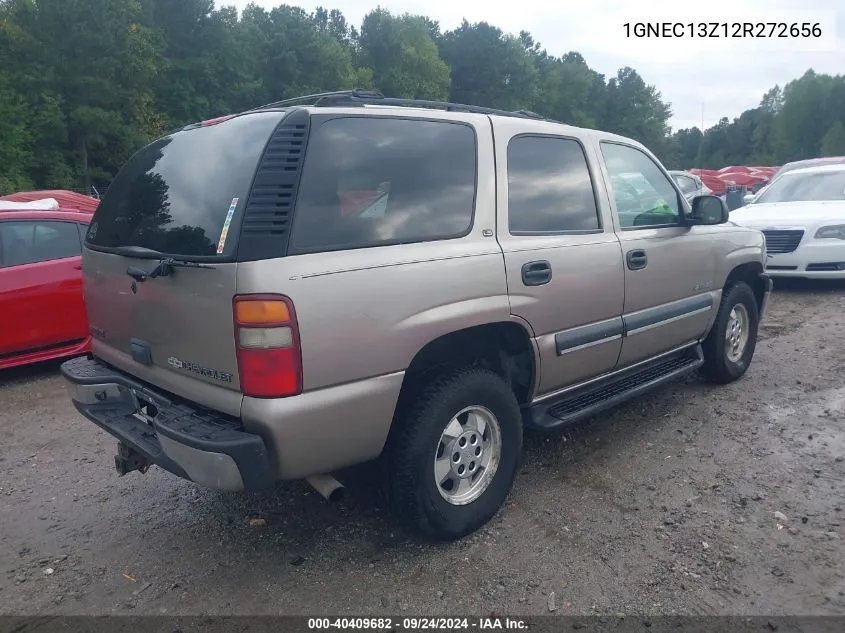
[394, 321, 538, 415]
[724, 261, 766, 313]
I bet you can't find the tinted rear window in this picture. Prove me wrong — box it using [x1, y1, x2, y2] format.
[85, 111, 284, 257]
[288, 117, 476, 254]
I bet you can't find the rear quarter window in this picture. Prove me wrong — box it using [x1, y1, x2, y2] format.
[288, 117, 477, 254]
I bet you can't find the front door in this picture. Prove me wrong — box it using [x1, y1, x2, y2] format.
[596, 141, 718, 368]
[494, 122, 625, 397]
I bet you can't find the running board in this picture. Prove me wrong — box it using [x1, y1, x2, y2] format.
[524, 345, 704, 430]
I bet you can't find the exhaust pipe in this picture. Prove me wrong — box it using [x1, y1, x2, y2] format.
[306, 473, 345, 502]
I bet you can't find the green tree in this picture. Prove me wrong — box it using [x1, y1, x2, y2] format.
[438, 20, 537, 111]
[771, 70, 840, 162]
[358, 9, 449, 100]
[601, 67, 672, 151]
[821, 121, 845, 156]
[0, 73, 33, 193]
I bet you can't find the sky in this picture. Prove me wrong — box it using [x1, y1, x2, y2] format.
[218, 0, 844, 132]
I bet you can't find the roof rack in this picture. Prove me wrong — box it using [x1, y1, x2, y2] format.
[252, 89, 556, 122]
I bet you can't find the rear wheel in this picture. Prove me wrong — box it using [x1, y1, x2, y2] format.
[388, 367, 522, 541]
[702, 281, 759, 384]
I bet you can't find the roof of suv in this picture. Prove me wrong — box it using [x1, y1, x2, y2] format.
[190, 90, 643, 151]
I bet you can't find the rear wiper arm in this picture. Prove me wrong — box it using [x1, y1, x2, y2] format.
[114, 245, 166, 259]
[115, 247, 216, 282]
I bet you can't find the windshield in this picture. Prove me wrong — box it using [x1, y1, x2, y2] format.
[774, 158, 845, 180]
[754, 170, 845, 204]
[85, 111, 284, 258]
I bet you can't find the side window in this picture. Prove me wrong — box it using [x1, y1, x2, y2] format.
[675, 175, 698, 194]
[289, 117, 477, 253]
[0, 220, 81, 268]
[601, 143, 682, 229]
[507, 135, 601, 233]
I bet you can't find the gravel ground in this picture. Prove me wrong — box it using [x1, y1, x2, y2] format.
[1, 280, 844, 617]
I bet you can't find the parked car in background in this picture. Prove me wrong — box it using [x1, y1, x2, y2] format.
[0, 190, 100, 214]
[730, 164, 845, 278]
[669, 170, 713, 202]
[745, 157, 845, 204]
[0, 207, 92, 370]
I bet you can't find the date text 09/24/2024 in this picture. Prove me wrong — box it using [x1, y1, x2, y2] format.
[307, 618, 528, 630]
[624, 22, 822, 38]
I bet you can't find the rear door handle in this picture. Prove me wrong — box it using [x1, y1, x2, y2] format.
[626, 249, 648, 270]
[521, 260, 552, 286]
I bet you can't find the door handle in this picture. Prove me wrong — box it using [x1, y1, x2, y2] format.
[521, 260, 552, 286]
[626, 249, 648, 270]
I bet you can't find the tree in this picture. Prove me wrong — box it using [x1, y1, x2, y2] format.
[601, 67, 672, 151]
[0, 0, 843, 191]
[0, 73, 33, 193]
[438, 20, 537, 111]
[358, 9, 449, 100]
[821, 122, 845, 156]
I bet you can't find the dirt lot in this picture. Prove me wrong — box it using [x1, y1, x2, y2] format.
[1, 280, 844, 617]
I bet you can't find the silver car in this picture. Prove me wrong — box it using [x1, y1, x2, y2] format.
[669, 170, 713, 202]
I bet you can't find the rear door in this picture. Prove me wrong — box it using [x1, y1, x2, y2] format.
[0, 219, 84, 356]
[493, 121, 625, 397]
[81, 110, 287, 416]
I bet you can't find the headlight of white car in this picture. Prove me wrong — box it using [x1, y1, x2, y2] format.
[814, 225, 845, 239]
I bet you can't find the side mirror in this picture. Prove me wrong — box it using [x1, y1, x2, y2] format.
[689, 195, 730, 225]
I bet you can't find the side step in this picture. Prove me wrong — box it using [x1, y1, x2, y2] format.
[525, 345, 704, 430]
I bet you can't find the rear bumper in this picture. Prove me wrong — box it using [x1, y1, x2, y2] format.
[60, 356, 273, 492]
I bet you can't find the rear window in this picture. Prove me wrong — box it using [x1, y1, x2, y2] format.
[85, 111, 285, 258]
[288, 117, 477, 254]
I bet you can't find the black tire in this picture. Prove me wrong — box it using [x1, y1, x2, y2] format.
[702, 281, 759, 384]
[387, 366, 523, 541]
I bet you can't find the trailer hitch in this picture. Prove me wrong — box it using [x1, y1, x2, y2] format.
[114, 442, 151, 476]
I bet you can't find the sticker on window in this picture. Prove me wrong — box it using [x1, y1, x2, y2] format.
[216, 197, 239, 254]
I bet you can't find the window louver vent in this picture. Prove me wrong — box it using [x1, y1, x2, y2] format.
[237, 108, 311, 261]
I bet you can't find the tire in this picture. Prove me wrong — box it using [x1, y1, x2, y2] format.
[701, 281, 759, 384]
[387, 366, 523, 541]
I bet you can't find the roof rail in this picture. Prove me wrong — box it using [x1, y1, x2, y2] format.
[252, 89, 387, 111]
[252, 89, 556, 122]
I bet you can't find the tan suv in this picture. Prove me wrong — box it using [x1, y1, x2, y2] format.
[61, 90, 771, 541]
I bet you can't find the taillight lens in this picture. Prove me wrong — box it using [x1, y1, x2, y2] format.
[233, 295, 302, 398]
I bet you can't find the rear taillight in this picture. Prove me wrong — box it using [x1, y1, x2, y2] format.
[233, 295, 302, 398]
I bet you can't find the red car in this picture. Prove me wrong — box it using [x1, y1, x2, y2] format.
[0, 207, 92, 370]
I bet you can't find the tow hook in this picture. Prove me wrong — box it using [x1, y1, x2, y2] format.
[114, 442, 151, 476]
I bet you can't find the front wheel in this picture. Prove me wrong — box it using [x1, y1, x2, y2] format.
[387, 367, 523, 541]
[702, 281, 759, 384]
